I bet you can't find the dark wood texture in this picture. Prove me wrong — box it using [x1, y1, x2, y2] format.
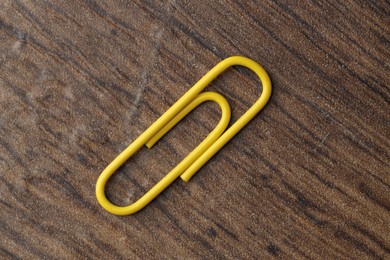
[1, 0, 389, 259]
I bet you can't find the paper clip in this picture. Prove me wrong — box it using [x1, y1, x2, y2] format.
[96, 56, 272, 215]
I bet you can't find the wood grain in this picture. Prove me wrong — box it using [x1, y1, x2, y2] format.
[1, 0, 389, 259]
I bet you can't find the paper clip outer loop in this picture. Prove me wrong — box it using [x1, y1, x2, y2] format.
[96, 56, 272, 215]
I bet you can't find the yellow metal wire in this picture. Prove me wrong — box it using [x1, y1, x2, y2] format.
[96, 56, 272, 215]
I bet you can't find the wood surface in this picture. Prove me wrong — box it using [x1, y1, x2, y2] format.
[1, 0, 389, 259]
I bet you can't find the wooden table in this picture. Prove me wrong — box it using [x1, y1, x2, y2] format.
[1, 1, 389, 258]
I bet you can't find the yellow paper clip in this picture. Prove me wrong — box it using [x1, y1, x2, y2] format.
[96, 56, 272, 215]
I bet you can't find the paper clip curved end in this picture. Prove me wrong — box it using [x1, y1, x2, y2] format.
[96, 187, 143, 216]
[96, 170, 145, 216]
[227, 56, 272, 97]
